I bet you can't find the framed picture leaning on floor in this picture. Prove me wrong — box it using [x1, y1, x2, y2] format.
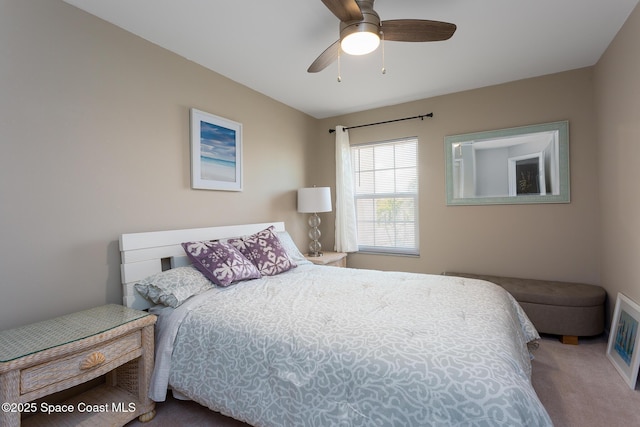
[607, 293, 640, 389]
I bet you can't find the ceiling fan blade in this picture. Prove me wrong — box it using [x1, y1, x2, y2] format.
[307, 40, 340, 73]
[321, 0, 363, 22]
[381, 19, 456, 42]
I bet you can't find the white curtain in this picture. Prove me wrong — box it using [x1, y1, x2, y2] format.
[334, 126, 359, 252]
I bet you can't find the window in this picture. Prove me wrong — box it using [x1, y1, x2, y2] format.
[351, 137, 419, 255]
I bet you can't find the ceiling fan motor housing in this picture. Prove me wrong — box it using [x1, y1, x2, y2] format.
[339, 0, 381, 42]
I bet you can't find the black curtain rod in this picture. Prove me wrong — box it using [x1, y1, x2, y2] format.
[328, 112, 433, 134]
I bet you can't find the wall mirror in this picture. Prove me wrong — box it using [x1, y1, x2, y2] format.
[445, 121, 570, 205]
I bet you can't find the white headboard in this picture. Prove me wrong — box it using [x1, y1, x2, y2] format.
[120, 222, 286, 310]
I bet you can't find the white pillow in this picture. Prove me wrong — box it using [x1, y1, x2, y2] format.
[276, 231, 311, 265]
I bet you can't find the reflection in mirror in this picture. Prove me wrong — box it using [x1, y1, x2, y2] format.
[445, 121, 569, 205]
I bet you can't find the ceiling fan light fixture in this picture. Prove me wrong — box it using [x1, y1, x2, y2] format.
[340, 21, 380, 55]
[341, 31, 380, 55]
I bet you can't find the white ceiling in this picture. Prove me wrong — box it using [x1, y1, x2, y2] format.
[63, 0, 638, 119]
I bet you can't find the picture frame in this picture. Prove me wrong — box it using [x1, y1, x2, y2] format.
[508, 153, 544, 196]
[190, 108, 242, 191]
[606, 293, 640, 389]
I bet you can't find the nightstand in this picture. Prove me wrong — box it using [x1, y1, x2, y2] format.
[0, 304, 156, 427]
[305, 251, 347, 268]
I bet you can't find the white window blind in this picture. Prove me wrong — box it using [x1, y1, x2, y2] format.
[351, 137, 419, 255]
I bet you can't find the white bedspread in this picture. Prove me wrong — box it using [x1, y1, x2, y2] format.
[150, 264, 552, 426]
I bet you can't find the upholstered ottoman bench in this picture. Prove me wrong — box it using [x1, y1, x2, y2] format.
[444, 273, 606, 344]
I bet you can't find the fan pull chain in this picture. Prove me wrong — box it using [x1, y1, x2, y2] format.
[381, 31, 386, 75]
[337, 49, 342, 82]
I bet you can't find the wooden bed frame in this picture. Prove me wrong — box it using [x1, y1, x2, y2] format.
[119, 222, 286, 310]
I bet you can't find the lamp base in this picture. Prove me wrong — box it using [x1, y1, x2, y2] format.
[308, 213, 323, 257]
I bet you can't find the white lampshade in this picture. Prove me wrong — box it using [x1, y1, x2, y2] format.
[297, 187, 332, 213]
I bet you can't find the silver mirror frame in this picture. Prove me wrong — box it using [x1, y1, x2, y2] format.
[445, 121, 570, 205]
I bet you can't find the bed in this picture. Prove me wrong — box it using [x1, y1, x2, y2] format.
[120, 222, 552, 426]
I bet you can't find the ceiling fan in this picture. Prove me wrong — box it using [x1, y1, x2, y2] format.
[308, 0, 457, 73]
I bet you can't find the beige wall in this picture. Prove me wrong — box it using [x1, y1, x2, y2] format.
[0, 1, 317, 329]
[594, 4, 640, 320]
[316, 68, 601, 285]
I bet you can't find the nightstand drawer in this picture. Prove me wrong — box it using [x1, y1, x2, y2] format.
[20, 331, 141, 394]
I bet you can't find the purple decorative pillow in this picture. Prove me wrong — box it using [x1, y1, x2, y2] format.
[181, 240, 261, 287]
[228, 226, 297, 276]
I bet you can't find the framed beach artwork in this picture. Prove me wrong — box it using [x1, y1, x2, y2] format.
[190, 108, 242, 191]
[606, 293, 640, 389]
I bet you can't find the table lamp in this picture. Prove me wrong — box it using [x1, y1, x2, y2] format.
[297, 186, 332, 257]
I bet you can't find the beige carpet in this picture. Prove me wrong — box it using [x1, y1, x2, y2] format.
[127, 335, 640, 427]
[531, 334, 640, 427]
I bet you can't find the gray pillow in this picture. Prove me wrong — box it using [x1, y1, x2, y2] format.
[135, 266, 213, 308]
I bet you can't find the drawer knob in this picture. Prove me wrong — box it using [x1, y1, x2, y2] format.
[80, 352, 106, 370]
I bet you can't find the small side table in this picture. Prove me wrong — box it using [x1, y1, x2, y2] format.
[0, 304, 156, 427]
[305, 251, 347, 268]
